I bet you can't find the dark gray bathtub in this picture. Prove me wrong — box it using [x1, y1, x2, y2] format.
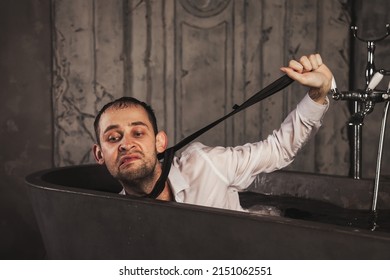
[26, 164, 390, 259]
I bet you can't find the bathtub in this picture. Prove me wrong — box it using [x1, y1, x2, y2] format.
[26, 164, 390, 259]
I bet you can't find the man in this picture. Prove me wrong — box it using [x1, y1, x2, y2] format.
[93, 53, 332, 211]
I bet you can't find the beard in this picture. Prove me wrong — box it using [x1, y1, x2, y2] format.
[115, 156, 160, 195]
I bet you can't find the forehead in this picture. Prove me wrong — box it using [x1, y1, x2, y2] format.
[99, 105, 151, 130]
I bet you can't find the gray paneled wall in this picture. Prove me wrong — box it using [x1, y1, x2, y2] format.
[52, 0, 351, 175]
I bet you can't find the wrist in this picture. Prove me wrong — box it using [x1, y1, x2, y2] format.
[309, 77, 330, 105]
[309, 88, 328, 105]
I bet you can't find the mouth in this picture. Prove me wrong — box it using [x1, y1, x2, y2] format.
[119, 154, 142, 168]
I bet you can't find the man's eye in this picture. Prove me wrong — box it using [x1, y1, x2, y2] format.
[134, 131, 144, 137]
[107, 135, 121, 142]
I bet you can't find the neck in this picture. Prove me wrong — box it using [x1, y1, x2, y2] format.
[153, 182, 173, 201]
[119, 161, 173, 201]
[121, 173, 173, 201]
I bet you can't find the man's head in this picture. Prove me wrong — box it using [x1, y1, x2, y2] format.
[94, 97, 158, 145]
[93, 97, 167, 195]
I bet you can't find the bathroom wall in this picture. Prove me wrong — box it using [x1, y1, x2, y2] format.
[51, 0, 351, 175]
[0, 0, 51, 258]
[0, 0, 389, 259]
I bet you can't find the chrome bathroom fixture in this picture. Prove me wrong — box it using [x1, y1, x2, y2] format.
[332, 24, 390, 213]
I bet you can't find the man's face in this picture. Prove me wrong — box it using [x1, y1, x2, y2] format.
[93, 105, 166, 191]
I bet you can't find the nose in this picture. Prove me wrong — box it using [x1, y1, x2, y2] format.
[119, 143, 130, 152]
[118, 136, 135, 152]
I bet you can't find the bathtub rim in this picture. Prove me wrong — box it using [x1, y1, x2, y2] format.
[25, 164, 390, 241]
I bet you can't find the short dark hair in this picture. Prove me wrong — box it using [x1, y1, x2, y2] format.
[94, 97, 158, 145]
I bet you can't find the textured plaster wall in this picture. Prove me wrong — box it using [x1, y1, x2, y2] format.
[0, 0, 51, 258]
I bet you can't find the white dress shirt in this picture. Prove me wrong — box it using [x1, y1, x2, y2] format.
[167, 93, 329, 211]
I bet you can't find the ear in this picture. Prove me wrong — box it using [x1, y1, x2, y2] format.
[155, 131, 168, 154]
[93, 144, 105, 165]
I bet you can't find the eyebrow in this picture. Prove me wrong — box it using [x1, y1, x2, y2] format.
[103, 121, 149, 135]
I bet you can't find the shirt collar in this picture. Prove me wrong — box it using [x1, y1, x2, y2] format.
[168, 163, 189, 202]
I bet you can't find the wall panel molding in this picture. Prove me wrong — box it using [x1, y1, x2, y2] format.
[52, 0, 352, 176]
